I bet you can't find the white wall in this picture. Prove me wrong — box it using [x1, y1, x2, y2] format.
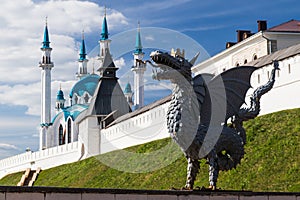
[100, 102, 170, 154]
[249, 55, 300, 115]
[0, 142, 82, 179]
[78, 115, 101, 157]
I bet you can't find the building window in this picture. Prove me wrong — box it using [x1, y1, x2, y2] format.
[244, 59, 248, 64]
[235, 62, 239, 67]
[59, 125, 64, 145]
[277, 70, 280, 77]
[74, 95, 78, 104]
[67, 119, 72, 143]
[267, 71, 270, 79]
[253, 54, 258, 60]
[84, 94, 89, 103]
[258, 74, 260, 84]
[288, 64, 291, 74]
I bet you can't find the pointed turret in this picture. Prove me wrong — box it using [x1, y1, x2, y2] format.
[42, 18, 50, 49]
[101, 8, 109, 41]
[76, 31, 89, 79]
[98, 48, 117, 78]
[99, 7, 111, 64]
[79, 31, 87, 61]
[124, 82, 133, 108]
[134, 21, 143, 54]
[55, 85, 65, 113]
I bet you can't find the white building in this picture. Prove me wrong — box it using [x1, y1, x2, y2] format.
[192, 19, 300, 114]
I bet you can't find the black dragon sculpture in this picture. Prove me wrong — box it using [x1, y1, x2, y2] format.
[145, 50, 279, 190]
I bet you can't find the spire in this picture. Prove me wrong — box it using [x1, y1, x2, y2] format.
[56, 85, 65, 112]
[134, 21, 143, 54]
[124, 82, 132, 94]
[56, 86, 65, 101]
[79, 30, 87, 61]
[101, 7, 109, 41]
[42, 17, 50, 48]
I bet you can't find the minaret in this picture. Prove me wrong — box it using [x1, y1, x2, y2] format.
[39, 18, 54, 149]
[99, 7, 111, 65]
[55, 85, 65, 114]
[131, 22, 146, 109]
[76, 30, 89, 79]
[124, 82, 133, 108]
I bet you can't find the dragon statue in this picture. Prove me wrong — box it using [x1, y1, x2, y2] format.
[145, 50, 279, 190]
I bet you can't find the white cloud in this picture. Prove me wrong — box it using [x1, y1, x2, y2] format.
[0, 80, 76, 116]
[145, 35, 155, 41]
[0, 0, 129, 118]
[0, 143, 19, 150]
[114, 57, 126, 69]
[0, 0, 128, 84]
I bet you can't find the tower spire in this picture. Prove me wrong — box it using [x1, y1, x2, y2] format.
[101, 6, 109, 41]
[79, 30, 87, 61]
[76, 30, 89, 79]
[99, 7, 111, 65]
[42, 17, 50, 48]
[134, 21, 143, 54]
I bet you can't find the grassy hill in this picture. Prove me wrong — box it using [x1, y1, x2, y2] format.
[0, 108, 299, 192]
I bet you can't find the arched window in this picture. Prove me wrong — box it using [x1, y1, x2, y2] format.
[244, 59, 248, 64]
[59, 125, 64, 145]
[253, 54, 258, 60]
[67, 119, 72, 143]
[84, 94, 89, 103]
[74, 95, 78, 104]
[235, 62, 240, 67]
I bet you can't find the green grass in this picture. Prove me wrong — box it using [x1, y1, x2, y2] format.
[0, 108, 299, 192]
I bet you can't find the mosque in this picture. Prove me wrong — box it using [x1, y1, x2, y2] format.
[40, 12, 148, 150]
[1, 14, 300, 185]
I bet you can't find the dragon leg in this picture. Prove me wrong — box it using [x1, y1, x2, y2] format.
[207, 149, 219, 190]
[185, 157, 200, 190]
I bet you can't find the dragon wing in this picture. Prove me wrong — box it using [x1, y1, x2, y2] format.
[193, 73, 214, 105]
[199, 66, 257, 125]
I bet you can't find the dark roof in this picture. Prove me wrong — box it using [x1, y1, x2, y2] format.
[107, 95, 171, 127]
[86, 49, 131, 120]
[247, 43, 300, 67]
[268, 19, 300, 32]
[87, 78, 131, 116]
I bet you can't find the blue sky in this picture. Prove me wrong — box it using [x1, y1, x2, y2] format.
[0, 0, 300, 159]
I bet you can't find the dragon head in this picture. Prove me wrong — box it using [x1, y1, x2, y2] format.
[149, 50, 195, 82]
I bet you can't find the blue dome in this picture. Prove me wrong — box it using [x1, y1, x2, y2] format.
[69, 74, 100, 98]
[124, 82, 132, 94]
[56, 89, 65, 100]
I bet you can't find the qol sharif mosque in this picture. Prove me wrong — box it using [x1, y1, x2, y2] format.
[40, 14, 152, 150]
